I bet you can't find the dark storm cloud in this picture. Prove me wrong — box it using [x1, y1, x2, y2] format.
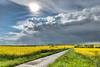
[10, 6, 100, 45]
[1, 0, 100, 45]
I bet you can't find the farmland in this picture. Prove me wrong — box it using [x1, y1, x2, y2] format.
[75, 48, 100, 56]
[49, 45, 100, 67]
[0, 45, 71, 67]
[0, 44, 100, 67]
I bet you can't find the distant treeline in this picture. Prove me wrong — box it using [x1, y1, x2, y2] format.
[74, 44, 100, 48]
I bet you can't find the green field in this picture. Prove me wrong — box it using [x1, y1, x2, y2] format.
[0, 49, 67, 67]
[0, 45, 68, 67]
[0, 45, 100, 67]
[48, 49, 100, 67]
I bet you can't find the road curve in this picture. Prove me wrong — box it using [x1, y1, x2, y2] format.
[15, 50, 68, 67]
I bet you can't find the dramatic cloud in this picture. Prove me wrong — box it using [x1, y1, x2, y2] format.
[9, 6, 100, 45]
[1, 0, 100, 45]
[11, 0, 100, 12]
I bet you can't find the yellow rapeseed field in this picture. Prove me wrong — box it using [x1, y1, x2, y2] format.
[74, 48, 100, 56]
[0, 45, 73, 56]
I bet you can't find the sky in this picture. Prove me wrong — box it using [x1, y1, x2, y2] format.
[0, 0, 100, 45]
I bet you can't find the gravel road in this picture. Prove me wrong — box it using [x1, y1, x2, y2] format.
[16, 50, 68, 67]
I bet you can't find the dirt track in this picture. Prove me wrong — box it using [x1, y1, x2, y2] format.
[16, 50, 68, 67]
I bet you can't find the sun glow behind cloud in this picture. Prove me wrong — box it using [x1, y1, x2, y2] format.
[28, 2, 41, 13]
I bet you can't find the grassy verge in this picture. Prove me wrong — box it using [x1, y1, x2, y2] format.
[48, 49, 100, 67]
[0, 49, 67, 67]
[94, 55, 100, 67]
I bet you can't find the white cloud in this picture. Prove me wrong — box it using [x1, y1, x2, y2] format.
[12, 6, 100, 28]
[9, 6, 100, 45]
[0, 37, 18, 41]
[8, 32, 26, 36]
[10, 0, 100, 14]
[12, 19, 36, 31]
[13, 6, 100, 33]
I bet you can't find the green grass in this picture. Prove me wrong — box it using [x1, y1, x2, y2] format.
[94, 55, 100, 67]
[48, 49, 100, 67]
[0, 49, 67, 67]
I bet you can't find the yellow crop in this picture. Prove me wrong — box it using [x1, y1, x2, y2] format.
[74, 48, 100, 56]
[0, 45, 73, 56]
